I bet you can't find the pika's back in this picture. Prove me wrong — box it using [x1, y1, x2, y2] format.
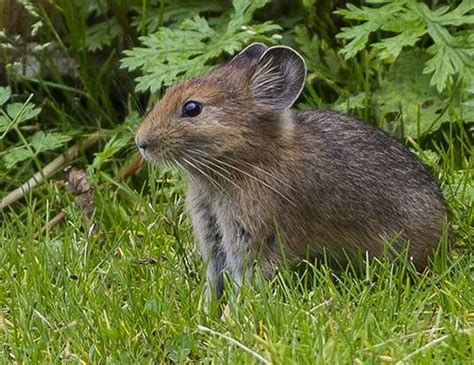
[296, 109, 442, 196]
[288, 109, 447, 267]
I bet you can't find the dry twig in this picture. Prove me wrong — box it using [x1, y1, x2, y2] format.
[38, 151, 143, 234]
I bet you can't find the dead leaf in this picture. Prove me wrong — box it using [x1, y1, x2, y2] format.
[64, 166, 97, 233]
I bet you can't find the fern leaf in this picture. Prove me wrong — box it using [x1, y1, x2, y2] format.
[3, 147, 34, 169]
[85, 18, 122, 52]
[0, 86, 11, 106]
[6, 102, 41, 124]
[336, 0, 474, 91]
[121, 0, 279, 93]
[30, 131, 71, 154]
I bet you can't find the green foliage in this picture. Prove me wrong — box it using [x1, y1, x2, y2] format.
[85, 19, 122, 52]
[0, 86, 12, 106]
[121, 0, 281, 93]
[0, 97, 70, 169]
[376, 49, 474, 137]
[5, 102, 41, 126]
[3, 132, 71, 169]
[336, 0, 474, 92]
[0, 99, 41, 137]
[0, 0, 472, 362]
[130, 0, 227, 33]
[91, 112, 140, 170]
[2, 0, 471, 177]
[294, 26, 348, 97]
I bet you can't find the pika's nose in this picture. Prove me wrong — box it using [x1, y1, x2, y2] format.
[136, 141, 149, 150]
[135, 136, 149, 150]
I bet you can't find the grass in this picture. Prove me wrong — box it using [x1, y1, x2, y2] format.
[0, 152, 473, 363]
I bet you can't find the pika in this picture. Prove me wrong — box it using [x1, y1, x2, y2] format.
[135, 43, 448, 298]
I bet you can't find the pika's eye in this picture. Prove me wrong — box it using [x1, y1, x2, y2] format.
[182, 100, 203, 117]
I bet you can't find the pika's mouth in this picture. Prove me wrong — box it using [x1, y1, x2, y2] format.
[137, 147, 170, 165]
[134, 135, 163, 163]
[135, 134, 222, 178]
[135, 142, 182, 167]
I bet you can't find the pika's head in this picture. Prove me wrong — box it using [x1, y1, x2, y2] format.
[135, 43, 306, 166]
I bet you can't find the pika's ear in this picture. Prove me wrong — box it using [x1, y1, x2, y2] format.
[229, 43, 268, 67]
[251, 46, 306, 111]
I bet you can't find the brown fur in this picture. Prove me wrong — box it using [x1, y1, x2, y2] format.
[135, 43, 448, 298]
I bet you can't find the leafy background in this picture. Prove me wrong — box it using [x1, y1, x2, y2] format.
[0, 0, 472, 183]
[0, 0, 473, 362]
